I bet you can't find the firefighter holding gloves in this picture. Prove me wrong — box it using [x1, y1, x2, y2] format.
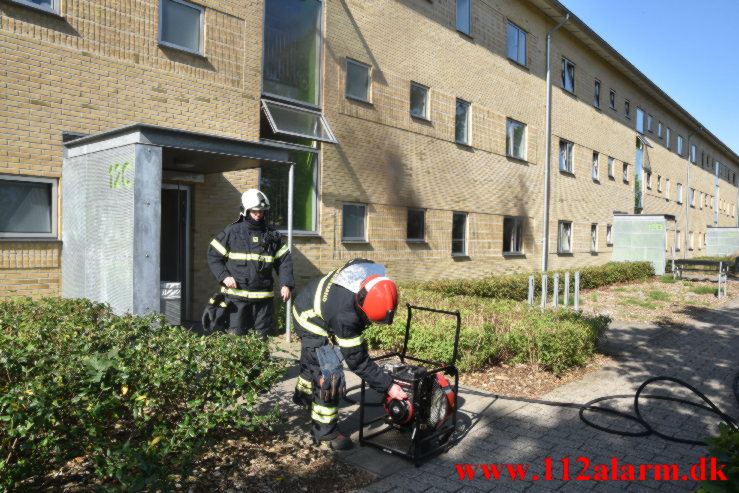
[207, 189, 294, 338]
[292, 258, 408, 450]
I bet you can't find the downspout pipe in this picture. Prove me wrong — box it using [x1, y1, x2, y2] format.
[684, 133, 694, 258]
[541, 12, 570, 273]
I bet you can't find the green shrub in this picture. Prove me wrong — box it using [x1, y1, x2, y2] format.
[0, 297, 285, 491]
[365, 289, 609, 375]
[699, 423, 739, 492]
[410, 262, 654, 301]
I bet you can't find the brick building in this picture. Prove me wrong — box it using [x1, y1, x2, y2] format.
[1, 0, 738, 321]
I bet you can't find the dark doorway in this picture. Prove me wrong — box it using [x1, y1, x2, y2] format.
[161, 185, 191, 321]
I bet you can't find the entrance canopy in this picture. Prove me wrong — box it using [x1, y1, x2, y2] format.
[62, 123, 294, 317]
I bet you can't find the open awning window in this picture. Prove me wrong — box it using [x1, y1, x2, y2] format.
[261, 99, 337, 144]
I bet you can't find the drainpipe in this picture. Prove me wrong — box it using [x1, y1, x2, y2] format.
[285, 162, 294, 343]
[541, 12, 570, 273]
[684, 132, 694, 258]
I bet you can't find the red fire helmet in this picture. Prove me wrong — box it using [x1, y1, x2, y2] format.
[356, 275, 398, 324]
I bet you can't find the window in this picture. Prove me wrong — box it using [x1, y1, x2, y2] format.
[342, 203, 367, 241]
[263, 0, 323, 106]
[647, 114, 653, 132]
[261, 150, 320, 231]
[646, 171, 652, 189]
[677, 135, 684, 156]
[503, 216, 524, 254]
[506, 22, 527, 66]
[456, 0, 471, 35]
[689, 188, 695, 207]
[666, 179, 671, 200]
[9, 0, 58, 13]
[675, 230, 681, 251]
[558, 221, 572, 253]
[407, 208, 425, 242]
[159, 0, 203, 55]
[624, 100, 630, 118]
[0, 175, 57, 238]
[455, 99, 471, 145]
[410, 82, 429, 120]
[594, 80, 601, 108]
[346, 59, 371, 102]
[700, 192, 704, 209]
[591, 224, 598, 252]
[657, 121, 663, 138]
[676, 183, 683, 203]
[698, 233, 703, 249]
[452, 212, 467, 255]
[689, 232, 694, 250]
[592, 151, 599, 181]
[606, 224, 613, 246]
[666, 127, 671, 149]
[657, 175, 662, 192]
[690, 144, 696, 163]
[636, 107, 644, 133]
[608, 157, 614, 178]
[622, 162, 629, 183]
[561, 58, 575, 93]
[506, 118, 526, 159]
[261, 99, 337, 143]
[559, 139, 573, 173]
[609, 89, 616, 109]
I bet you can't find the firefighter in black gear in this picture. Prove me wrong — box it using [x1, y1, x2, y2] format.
[292, 258, 408, 450]
[207, 189, 294, 338]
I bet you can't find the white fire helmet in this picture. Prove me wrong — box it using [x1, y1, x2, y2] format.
[240, 189, 271, 214]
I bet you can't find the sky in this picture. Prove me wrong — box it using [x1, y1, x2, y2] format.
[560, 0, 739, 156]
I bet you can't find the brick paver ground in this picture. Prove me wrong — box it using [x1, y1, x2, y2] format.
[270, 296, 739, 492]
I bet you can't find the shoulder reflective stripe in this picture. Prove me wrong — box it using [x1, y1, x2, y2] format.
[221, 287, 274, 299]
[311, 403, 338, 416]
[275, 245, 289, 258]
[227, 252, 275, 263]
[313, 269, 340, 319]
[292, 306, 329, 337]
[210, 239, 228, 256]
[311, 412, 336, 424]
[335, 335, 364, 348]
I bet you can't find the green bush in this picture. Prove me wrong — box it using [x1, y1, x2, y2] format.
[365, 289, 609, 375]
[0, 297, 285, 491]
[699, 423, 739, 492]
[411, 262, 654, 301]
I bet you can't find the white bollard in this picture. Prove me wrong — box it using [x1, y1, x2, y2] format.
[528, 275, 534, 305]
[541, 275, 548, 310]
[564, 271, 570, 307]
[574, 271, 580, 311]
[553, 274, 559, 307]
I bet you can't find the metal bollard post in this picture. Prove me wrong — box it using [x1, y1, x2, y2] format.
[719, 262, 723, 299]
[528, 276, 534, 305]
[541, 275, 548, 310]
[574, 271, 580, 311]
[671, 247, 676, 279]
[564, 271, 570, 308]
[553, 274, 559, 307]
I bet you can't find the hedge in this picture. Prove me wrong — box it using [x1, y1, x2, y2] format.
[411, 261, 654, 300]
[0, 297, 285, 491]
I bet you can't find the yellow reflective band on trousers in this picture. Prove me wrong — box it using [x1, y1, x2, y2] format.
[221, 287, 274, 299]
[227, 252, 275, 262]
[311, 403, 337, 423]
[335, 335, 364, 348]
[275, 245, 289, 259]
[210, 239, 228, 256]
[296, 376, 312, 394]
[292, 306, 328, 337]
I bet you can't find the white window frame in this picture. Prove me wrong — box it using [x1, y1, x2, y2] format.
[503, 216, 524, 254]
[506, 118, 527, 160]
[646, 171, 652, 189]
[677, 135, 684, 156]
[592, 151, 599, 181]
[699, 192, 704, 209]
[8, 0, 59, 14]
[666, 127, 672, 150]
[689, 188, 695, 207]
[657, 175, 662, 193]
[158, 0, 204, 56]
[506, 21, 527, 66]
[607, 156, 614, 178]
[455, 99, 471, 145]
[690, 144, 697, 163]
[452, 211, 468, 256]
[590, 223, 598, 252]
[636, 107, 644, 133]
[657, 121, 663, 138]
[647, 114, 653, 132]
[558, 221, 573, 254]
[594, 79, 601, 108]
[609, 89, 616, 109]
[675, 230, 681, 252]
[624, 99, 631, 119]
[559, 139, 573, 173]
[345, 58, 371, 103]
[676, 183, 683, 204]
[689, 232, 694, 251]
[622, 162, 629, 183]
[341, 202, 368, 242]
[407, 208, 426, 242]
[606, 224, 613, 246]
[0, 174, 58, 239]
[666, 179, 671, 200]
[410, 81, 429, 120]
[561, 57, 575, 94]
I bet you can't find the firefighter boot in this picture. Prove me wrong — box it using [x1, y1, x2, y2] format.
[314, 434, 353, 451]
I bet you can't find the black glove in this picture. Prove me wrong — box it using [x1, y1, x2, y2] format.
[315, 345, 346, 401]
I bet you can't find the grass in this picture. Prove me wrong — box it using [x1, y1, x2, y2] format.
[647, 290, 670, 301]
[611, 286, 630, 292]
[589, 292, 599, 302]
[659, 275, 678, 284]
[617, 297, 658, 310]
[690, 286, 717, 295]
